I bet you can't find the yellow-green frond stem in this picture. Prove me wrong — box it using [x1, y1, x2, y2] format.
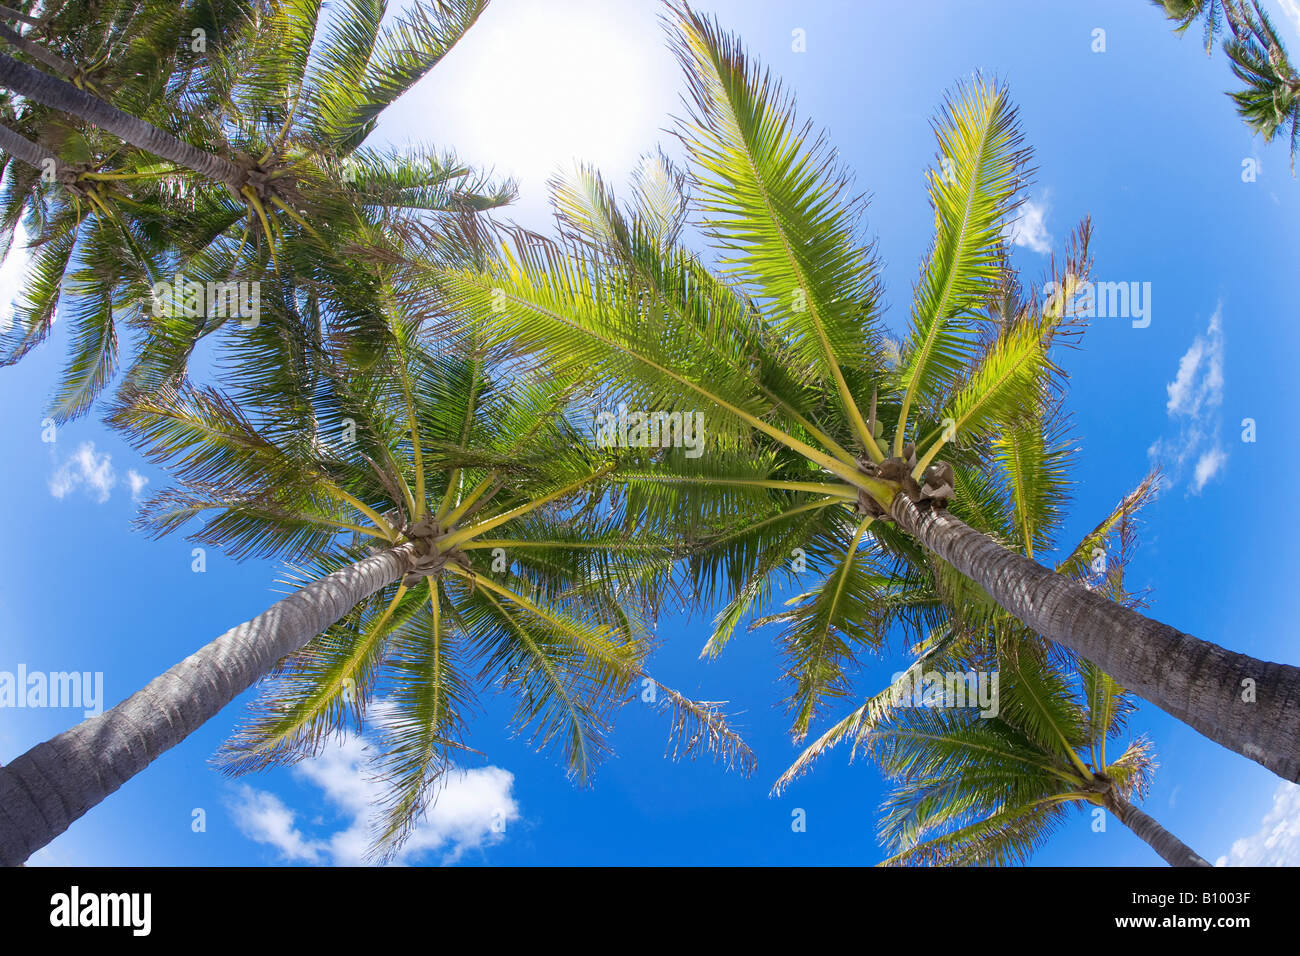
[79, 168, 182, 182]
[438, 463, 617, 551]
[757, 384, 860, 468]
[242, 186, 280, 273]
[448, 567, 639, 679]
[435, 468, 461, 521]
[324, 485, 399, 542]
[460, 539, 666, 552]
[269, 194, 328, 246]
[399, 371, 427, 519]
[624, 474, 859, 499]
[912, 324, 1048, 481]
[698, 496, 848, 554]
[240, 582, 410, 758]
[440, 471, 498, 527]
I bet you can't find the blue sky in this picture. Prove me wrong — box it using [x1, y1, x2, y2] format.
[3, 0, 1300, 866]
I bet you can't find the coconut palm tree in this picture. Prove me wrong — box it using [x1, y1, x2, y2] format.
[0, 281, 751, 864]
[0, 0, 248, 101]
[0, 0, 512, 420]
[439, 2, 1300, 782]
[772, 464, 1163, 794]
[1151, 0, 1228, 53]
[594, 162, 1097, 750]
[1152, 0, 1300, 169]
[867, 649, 1210, 867]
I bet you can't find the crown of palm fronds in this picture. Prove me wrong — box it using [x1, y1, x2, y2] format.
[0, 0, 515, 422]
[867, 648, 1156, 867]
[1221, 0, 1300, 166]
[1153, 0, 1300, 169]
[437, 4, 1149, 760]
[109, 262, 751, 859]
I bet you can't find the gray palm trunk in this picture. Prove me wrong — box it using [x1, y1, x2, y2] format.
[889, 494, 1300, 782]
[0, 23, 75, 77]
[0, 52, 246, 189]
[1108, 793, 1212, 867]
[0, 543, 415, 866]
[0, 5, 43, 28]
[0, 121, 54, 169]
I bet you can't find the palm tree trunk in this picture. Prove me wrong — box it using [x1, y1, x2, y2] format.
[0, 543, 415, 866]
[0, 120, 54, 169]
[0, 22, 74, 77]
[889, 494, 1300, 782]
[0, 52, 245, 189]
[0, 5, 42, 27]
[1107, 793, 1212, 867]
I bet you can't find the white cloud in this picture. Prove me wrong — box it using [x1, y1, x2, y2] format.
[227, 731, 520, 866]
[1275, 0, 1300, 40]
[49, 442, 117, 503]
[126, 469, 149, 502]
[1191, 447, 1228, 493]
[0, 221, 31, 334]
[229, 786, 327, 863]
[1149, 307, 1227, 495]
[1216, 782, 1300, 866]
[1165, 311, 1223, 417]
[1004, 195, 1052, 255]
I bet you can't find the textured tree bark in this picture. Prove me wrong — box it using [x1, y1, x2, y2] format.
[0, 120, 54, 169]
[0, 5, 43, 28]
[1108, 793, 1212, 867]
[0, 544, 414, 866]
[0, 22, 75, 77]
[0, 52, 246, 188]
[890, 494, 1300, 782]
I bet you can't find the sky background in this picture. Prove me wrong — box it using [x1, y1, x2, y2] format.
[3, 0, 1300, 866]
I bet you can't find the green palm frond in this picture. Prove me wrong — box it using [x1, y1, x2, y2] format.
[669, 1, 882, 446]
[894, 78, 1030, 455]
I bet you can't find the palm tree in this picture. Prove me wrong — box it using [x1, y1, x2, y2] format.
[773, 464, 1163, 791]
[439, 2, 1300, 782]
[0, 291, 751, 865]
[1151, 0, 1227, 53]
[1152, 0, 1300, 169]
[867, 649, 1210, 867]
[597, 169, 1098, 751]
[0, 0, 511, 420]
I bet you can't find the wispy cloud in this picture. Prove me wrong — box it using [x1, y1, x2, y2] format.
[1004, 194, 1052, 255]
[1276, 0, 1300, 40]
[1149, 306, 1227, 494]
[228, 787, 326, 863]
[228, 732, 520, 866]
[0, 221, 31, 334]
[49, 442, 117, 503]
[1216, 782, 1300, 866]
[1191, 446, 1228, 493]
[126, 469, 149, 502]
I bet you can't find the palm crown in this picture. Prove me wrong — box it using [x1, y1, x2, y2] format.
[437, 1, 1300, 784]
[0, 0, 513, 421]
[442, 10, 1082, 737]
[115, 288, 750, 856]
[1152, 0, 1300, 168]
[869, 649, 1163, 866]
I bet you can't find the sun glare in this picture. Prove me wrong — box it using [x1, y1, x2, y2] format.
[389, 0, 676, 223]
